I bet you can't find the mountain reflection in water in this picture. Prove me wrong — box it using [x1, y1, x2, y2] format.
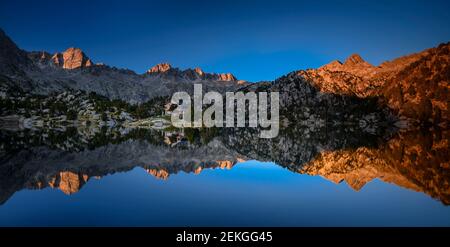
[0, 124, 449, 226]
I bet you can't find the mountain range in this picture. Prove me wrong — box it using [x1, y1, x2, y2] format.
[298, 43, 449, 125]
[1, 27, 448, 126]
[0, 28, 246, 104]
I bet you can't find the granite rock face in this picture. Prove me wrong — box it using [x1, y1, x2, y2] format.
[51, 47, 93, 69]
[382, 43, 450, 125]
[147, 63, 172, 73]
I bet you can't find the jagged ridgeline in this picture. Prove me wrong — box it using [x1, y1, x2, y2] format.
[0, 28, 246, 104]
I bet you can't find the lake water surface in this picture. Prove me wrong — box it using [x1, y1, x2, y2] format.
[0, 127, 449, 226]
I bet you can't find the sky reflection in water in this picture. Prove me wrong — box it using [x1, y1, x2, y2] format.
[1, 161, 449, 226]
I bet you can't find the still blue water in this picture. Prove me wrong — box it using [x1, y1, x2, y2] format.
[1, 161, 449, 226]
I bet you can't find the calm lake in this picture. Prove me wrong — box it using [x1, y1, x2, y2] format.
[0, 126, 449, 226]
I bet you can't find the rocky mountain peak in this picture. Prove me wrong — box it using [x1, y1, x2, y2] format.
[147, 63, 172, 73]
[319, 60, 343, 71]
[51, 47, 93, 69]
[0, 28, 30, 75]
[319, 54, 373, 73]
[344, 53, 367, 66]
[217, 73, 237, 81]
[0, 28, 13, 48]
[194, 67, 204, 76]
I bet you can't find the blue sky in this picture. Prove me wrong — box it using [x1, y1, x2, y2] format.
[1, 0, 449, 81]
